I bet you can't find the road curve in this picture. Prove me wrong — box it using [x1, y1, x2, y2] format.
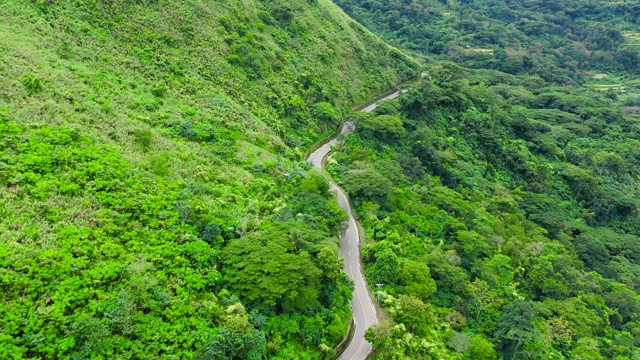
[307, 90, 403, 360]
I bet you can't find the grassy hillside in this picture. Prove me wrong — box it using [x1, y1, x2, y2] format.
[0, 0, 418, 358]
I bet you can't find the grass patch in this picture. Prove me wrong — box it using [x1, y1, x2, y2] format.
[584, 84, 627, 92]
[623, 31, 640, 47]
[462, 47, 495, 54]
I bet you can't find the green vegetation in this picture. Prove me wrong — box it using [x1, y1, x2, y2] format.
[335, 0, 640, 83]
[0, 0, 418, 358]
[624, 31, 640, 47]
[328, 61, 640, 359]
[584, 84, 627, 92]
[5, 0, 640, 358]
[329, 1, 640, 357]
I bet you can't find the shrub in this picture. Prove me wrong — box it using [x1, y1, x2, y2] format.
[21, 73, 43, 94]
[151, 83, 167, 97]
[132, 129, 153, 151]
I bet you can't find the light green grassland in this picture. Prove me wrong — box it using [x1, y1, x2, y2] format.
[623, 31, 640, 46]
[463, 47, 495, 54]
[584, 84, 628, 92]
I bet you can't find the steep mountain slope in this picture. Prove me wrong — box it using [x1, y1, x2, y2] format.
[0, 0, 418, 358]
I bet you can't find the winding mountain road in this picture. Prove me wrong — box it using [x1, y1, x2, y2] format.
[307, 90, 403, 360]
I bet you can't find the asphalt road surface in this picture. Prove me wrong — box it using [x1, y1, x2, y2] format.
[307, 90, 403, 360]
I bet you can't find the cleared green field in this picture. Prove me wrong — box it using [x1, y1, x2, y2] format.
[462, 47, 495, 54]
[623, 31, 640, 46]
[585, 84, 627, 92]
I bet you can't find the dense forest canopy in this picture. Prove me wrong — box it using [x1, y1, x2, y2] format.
[335, 0, 640, 83]
[327, 0, 640, 359]
[0, 0, 417, 358]
[328, 62, 640, 359]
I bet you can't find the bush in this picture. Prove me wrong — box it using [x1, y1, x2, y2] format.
[21, 73, 43, 94]
[132, 129, 153, 151]
[151, 83, 167, 97]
